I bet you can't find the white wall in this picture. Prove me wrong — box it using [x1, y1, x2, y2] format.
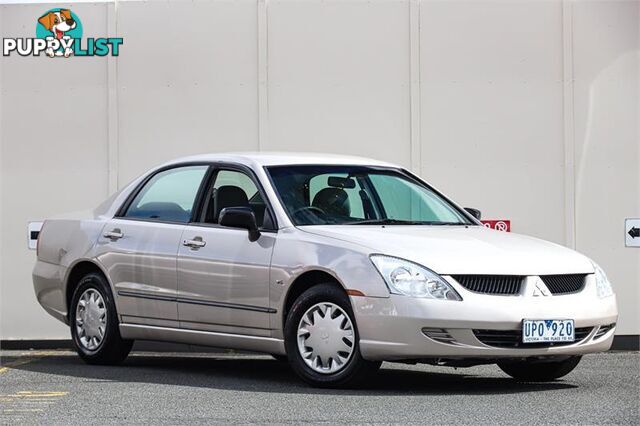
[1, 1, 112, 340]
[266, 0, 412, 165]
[572, 0, 640, 337]
[1, 0, 638, 340]
[116, 0, 261, 184]
[419, 0, 566, 245]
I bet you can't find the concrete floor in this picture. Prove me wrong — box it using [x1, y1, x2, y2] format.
[0, 350, 638, 425]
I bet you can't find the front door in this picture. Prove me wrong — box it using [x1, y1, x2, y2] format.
[177, 168, 276, 336]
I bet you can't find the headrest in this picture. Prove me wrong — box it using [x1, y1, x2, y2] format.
[213, 186, 249, 222]
[312, 187, 350, 217]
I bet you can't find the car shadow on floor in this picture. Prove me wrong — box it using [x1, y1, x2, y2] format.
[6, 353, 577, 396]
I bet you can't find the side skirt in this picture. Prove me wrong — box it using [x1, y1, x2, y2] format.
[119, 323, 286, 355]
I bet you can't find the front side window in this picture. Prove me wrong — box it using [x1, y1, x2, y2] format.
[124, 165, 208, 223]
[200, 169, 273, 229]
[267, 165, 471, 226]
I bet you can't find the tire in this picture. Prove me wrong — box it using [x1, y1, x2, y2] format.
[284, 283, 381, 388]
[69, 272, 133, 365]
[498, 356, 582, 381]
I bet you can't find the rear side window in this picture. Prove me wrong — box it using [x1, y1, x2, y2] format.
[124, 166, 208, 223]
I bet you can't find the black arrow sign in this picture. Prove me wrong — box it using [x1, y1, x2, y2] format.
[629, 227, 640, 239]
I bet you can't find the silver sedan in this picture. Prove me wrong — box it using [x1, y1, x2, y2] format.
[33, 153, 618, 387]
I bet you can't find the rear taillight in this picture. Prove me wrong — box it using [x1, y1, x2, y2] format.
[36, 220, 46, 257]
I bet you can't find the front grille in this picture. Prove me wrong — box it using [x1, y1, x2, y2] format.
[540, 274, 587, 294]
[594, 323, 616, 340]
[473, 327, 593, 348]
[452, 275, 523, 295]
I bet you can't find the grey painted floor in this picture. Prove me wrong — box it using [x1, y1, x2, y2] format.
[0, 350, 638, 425]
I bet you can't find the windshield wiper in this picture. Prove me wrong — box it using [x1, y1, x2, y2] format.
[351, 219, 465, 225]
[351, 219, 416, 225]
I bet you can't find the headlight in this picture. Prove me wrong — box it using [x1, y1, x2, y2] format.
[370, 255, 462, 300]
[592, 261, 614, 298]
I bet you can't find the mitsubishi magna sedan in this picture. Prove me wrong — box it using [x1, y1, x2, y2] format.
[33, 153, 618, 387]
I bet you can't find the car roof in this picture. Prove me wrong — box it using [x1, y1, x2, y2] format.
[160, 152, 399, 169]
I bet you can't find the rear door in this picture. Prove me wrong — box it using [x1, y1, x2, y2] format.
[177, 166, 277, 336]
[96, 164, 210, 327]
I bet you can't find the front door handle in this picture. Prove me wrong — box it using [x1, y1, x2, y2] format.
[104, 228, 124, 240]
[183, 236, 206, 249]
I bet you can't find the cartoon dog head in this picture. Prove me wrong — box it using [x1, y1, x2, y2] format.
[38, 9, 76, 40]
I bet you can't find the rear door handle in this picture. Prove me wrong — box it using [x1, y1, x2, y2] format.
[183, 237, 206, 249]
[104, 228, 124, 240]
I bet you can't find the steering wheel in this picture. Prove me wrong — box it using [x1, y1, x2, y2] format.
[292, 206, 326, 219]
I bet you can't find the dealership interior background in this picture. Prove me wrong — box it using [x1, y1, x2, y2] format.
[0, 0, 638, 345]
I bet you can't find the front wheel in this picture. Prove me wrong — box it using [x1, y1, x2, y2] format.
[284, 283, 381, 388]
[70, 273, 133, 365]
[498, 356, 582, 381]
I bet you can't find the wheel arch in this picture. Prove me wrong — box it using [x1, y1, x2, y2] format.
[64, 259, 112, 321]
[281, 269, 349, 329]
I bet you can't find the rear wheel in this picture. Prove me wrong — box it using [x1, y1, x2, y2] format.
[70, 273, 133, 365]
[498, 356, 582, 381]
[284, 283, 381, 388]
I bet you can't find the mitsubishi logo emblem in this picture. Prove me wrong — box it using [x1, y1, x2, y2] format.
[532, 278, 552, 297]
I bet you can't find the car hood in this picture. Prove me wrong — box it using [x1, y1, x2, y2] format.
[298, 225, 594, 275]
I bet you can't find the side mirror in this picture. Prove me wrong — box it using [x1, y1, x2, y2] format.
[464, 207, 481, 220]
[219, 207, 261, 242]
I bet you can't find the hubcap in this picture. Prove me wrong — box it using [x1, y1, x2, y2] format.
[75, 288, 107, 351]
[297, 302, 355, 374]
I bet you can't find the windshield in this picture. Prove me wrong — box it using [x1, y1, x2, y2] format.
[266, 165, 473, 226]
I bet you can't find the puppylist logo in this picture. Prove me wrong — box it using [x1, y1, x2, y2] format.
[3, 8, 123, 58]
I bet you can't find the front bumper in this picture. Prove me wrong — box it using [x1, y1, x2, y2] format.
[351, 276, 618, 361]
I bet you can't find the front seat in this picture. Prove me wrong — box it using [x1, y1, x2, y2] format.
[312, 188, 350, 217]
[210, 185, 249, 223]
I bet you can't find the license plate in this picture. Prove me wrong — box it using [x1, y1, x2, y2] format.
[522, 319, 575, 343]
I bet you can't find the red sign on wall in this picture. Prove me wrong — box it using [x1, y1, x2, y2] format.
[481, 220, 511, 232]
